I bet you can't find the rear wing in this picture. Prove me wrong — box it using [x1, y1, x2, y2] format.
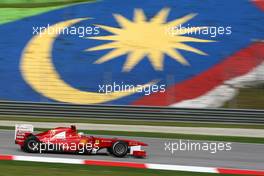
[15, 124, 34, 140]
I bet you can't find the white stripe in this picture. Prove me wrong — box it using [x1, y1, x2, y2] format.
[146, 163, 218, 173]
[13, 155, 84, 165]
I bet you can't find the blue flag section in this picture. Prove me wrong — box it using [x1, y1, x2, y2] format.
[0, 0, 263, 106]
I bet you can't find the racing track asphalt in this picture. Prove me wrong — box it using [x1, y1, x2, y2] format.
[0, 130, 263, 170]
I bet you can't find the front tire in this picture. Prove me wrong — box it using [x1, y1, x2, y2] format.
[111, 141, 128, 157]
[22, 136, 40, 153]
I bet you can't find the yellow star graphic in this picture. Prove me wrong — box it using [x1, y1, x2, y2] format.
[86, 8, 214, 72]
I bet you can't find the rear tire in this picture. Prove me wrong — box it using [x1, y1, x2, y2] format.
[22, 136, 40, 153]
[111, 141, 128, 157]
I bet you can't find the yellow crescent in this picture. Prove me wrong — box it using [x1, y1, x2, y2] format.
[20, 18, 155, 104]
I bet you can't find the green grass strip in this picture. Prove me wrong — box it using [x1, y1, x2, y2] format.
[0, 0, 94, 8]
[0, 7, 62, 24]
[0, 0, 94, 24]
[223, 86, 264, 109]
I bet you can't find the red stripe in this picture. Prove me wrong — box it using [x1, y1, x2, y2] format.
[84, 160, 146, 169]
[132, 42, 264, 106]
[218, 168, 264, 176]
[0, 155, 13, 161]
[252, 0, 264, 11]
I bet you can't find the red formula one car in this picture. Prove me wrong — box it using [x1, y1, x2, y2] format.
[15, 124, 147, 158]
